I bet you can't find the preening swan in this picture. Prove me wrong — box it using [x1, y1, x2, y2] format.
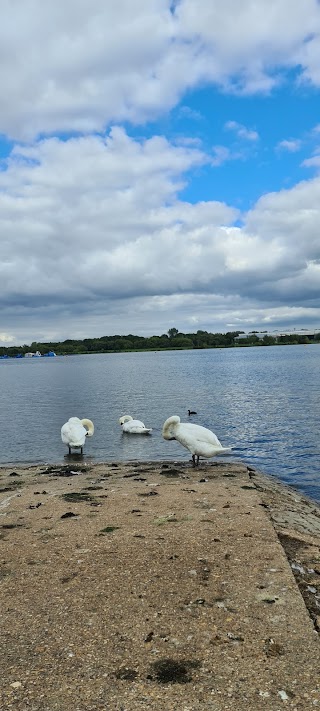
[162, 415, 231, 466]
[61, 417, 94, 454]
[119, 415, 152, 435]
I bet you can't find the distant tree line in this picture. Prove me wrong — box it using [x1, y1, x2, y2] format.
[1, 329, 320, 357]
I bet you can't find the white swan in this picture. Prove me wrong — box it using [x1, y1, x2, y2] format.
[162, 415, 231, 466]
[119, 415, 152, 434]
[61, 417, 94, 454]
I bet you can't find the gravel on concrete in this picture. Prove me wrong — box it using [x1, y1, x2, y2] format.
[0, 459, 319, 710]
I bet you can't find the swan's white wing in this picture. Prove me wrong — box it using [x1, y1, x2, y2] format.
[173, 422, 230, 458]
[129, 419, 146, 428]
[177, 422, 222, 446]
[61, 419, 86, 447]
[127, 426, 152, 434]
[123, 419, 152, 434]
[193, 441, 231, 457]
[61, 423, 70, 445]
[123, 420, 143, 432]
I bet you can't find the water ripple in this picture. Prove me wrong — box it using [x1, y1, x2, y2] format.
[0, 345, 320, 501]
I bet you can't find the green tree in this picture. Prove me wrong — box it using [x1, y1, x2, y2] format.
[168, 327, 179, 338]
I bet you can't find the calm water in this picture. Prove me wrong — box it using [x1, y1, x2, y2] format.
[0, 346, 320, 501]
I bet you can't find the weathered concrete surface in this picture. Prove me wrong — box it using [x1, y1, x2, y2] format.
[0, 460, 319, 710]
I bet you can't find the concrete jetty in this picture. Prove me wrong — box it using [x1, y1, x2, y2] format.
[0, 460, 319, 710]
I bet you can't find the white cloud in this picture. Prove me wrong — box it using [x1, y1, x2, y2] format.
[225, 121, 259, 141]
[276, 139, 302, 152]
[302, 151, 320, 169]
[211, 145, 244, 166]
[175, 136, 203, 147]
[175, 0, 320, 92]
[211, 146, 232, 166]
[0, 332, 15, 343]
[0, 130, 320, 342]
[0, 1, 319, 139]
[178, 105, 203, 121]
[1, 2, 320, 344]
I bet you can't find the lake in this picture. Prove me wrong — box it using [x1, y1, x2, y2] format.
[1, 345, 320, 501]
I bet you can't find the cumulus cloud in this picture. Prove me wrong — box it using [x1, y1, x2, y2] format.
[1, 1, 320, 343]
[211, 145, 244, 166]
[276, 139, 302, 152]
[0, 0, 319, 139]
[225, 121, 259, 142]
[0, 129, 320, 342]
[211, 146, 232, 166]
[302, 150, 320, 169]
[175, 0, 320, 92]
[0, 332, 15, 343]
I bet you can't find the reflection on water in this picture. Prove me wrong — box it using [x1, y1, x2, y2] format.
[0, 345, 320, 501]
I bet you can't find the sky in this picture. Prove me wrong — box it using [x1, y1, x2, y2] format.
[1, 0, 320, 345]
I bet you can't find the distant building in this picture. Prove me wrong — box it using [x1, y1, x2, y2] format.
[235, 329, 320, 341]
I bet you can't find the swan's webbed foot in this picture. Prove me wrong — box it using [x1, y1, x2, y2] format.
[68, 446, 71, 455]
[192, 454, 200, 467]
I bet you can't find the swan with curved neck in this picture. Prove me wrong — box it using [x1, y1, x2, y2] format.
[61, 417, 94, 454]
[119, 415, 152, 435]
[162, 415, 231, 466]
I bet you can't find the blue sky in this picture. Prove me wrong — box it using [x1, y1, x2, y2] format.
[0, 0, 320, 345]
[168, 84, 320, 209]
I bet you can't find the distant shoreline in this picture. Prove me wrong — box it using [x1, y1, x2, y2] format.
[1, 326, 320, 358]
[1, 340, 320, 359]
